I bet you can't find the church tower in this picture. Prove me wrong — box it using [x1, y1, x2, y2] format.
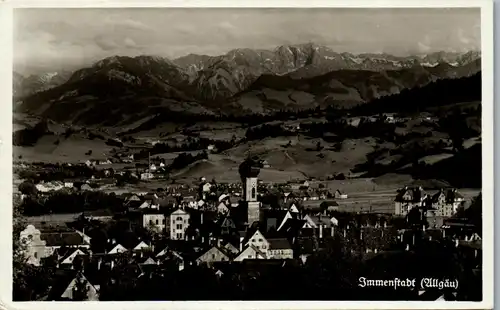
[239, 157, 261, 227]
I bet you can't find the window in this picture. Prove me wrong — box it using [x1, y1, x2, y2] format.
[176, 217, 183, 221]
[251, 187, 256, 199]
[177, 233, 182, 239]
[251, 238, 255, 243]
[149, 220, 153, 225]
[33, 252, 37, 259]
[156, 219, 159, 225]
[176, 224, 182, 230]
[258, 238, 263, 242]
[212, 254, 216, 259]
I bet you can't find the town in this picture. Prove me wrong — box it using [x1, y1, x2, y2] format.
[13, 156, 482, 301]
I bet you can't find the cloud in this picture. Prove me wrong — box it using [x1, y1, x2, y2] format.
[14, 8, 481, 73]
[123, 37, 137, 48]
[104, 16, 152, 31]
[94, 35, 119, 51]
[457, 28, 470, 44]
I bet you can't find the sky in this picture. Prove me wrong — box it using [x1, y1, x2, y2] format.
[13, 8, 481, 74]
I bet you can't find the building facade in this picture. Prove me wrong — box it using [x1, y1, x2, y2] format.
[170, 209, 190, 240]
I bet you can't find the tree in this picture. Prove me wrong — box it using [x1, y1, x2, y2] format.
[18, 181, 37, 196]
[13, 198, 28, 299]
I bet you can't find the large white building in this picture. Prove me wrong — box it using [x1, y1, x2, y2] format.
[170, 208, 190, 240]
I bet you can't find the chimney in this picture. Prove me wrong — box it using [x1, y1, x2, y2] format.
[110, 260, 115, 269]
[97, 258, 102, 270]
[319, 224, 323, 239]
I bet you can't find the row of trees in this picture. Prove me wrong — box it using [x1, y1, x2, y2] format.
[20, 191, 126, 216]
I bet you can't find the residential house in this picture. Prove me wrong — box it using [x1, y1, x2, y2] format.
[394, 186, 427, 216]
[302, 214, 337, 238]
[196, 246, 230, 265]
[133, 241, 151, 253]
[139, 199, 160, 209]
[140, 172, 154, 180]
[266, 238, 294, 259]
[277, 210, 301, 231]
[40, 230, 90, 258]
[217, 202, 229, 214]
[245, 230, 270, 252]
[149, 164, 157, 172]
[234, 245, 267, 262]
[261, 160, 270, 168]
[431, 189, 465, 217]
[334, 190, 348, 199]
[170, 208, 190, 240]
[156, 248, 186, 271]
[48, 270, 99, 301]
[142, 209, 167, 233]
[58, 248, 89, 268]
[107, 242, 128, 255]
[220, 217, 237, 236]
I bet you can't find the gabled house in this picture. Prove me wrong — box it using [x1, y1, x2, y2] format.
[217, 202, 229, 214]
[108, 243, 128, 255]
[59, 248, 89, 267]
[139, 199, 160, 210]
[394, 186, 427, 216]
[277, 211, 301, 232]
[334, 190, 348, 199]
[156, 248, 186, 271]
[302, 214, 337, 238]
[48, 270, 99, 301]
[133, 241, 151, 252]
[196, 246, 230, 265]
[234, 245, 267, 262]
[220, 217, 237, 236]
[245, 230, 270, 252]
[430, 189, 465, 217]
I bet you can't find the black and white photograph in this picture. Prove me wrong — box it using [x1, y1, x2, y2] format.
[5, 1, 494, 307]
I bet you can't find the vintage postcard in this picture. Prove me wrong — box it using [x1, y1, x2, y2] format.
[0, 0, 494, 309]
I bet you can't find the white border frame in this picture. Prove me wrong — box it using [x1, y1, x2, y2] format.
[0, 0, 494, 309]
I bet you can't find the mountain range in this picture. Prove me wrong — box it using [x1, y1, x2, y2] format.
[14, 43, 481, 127]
